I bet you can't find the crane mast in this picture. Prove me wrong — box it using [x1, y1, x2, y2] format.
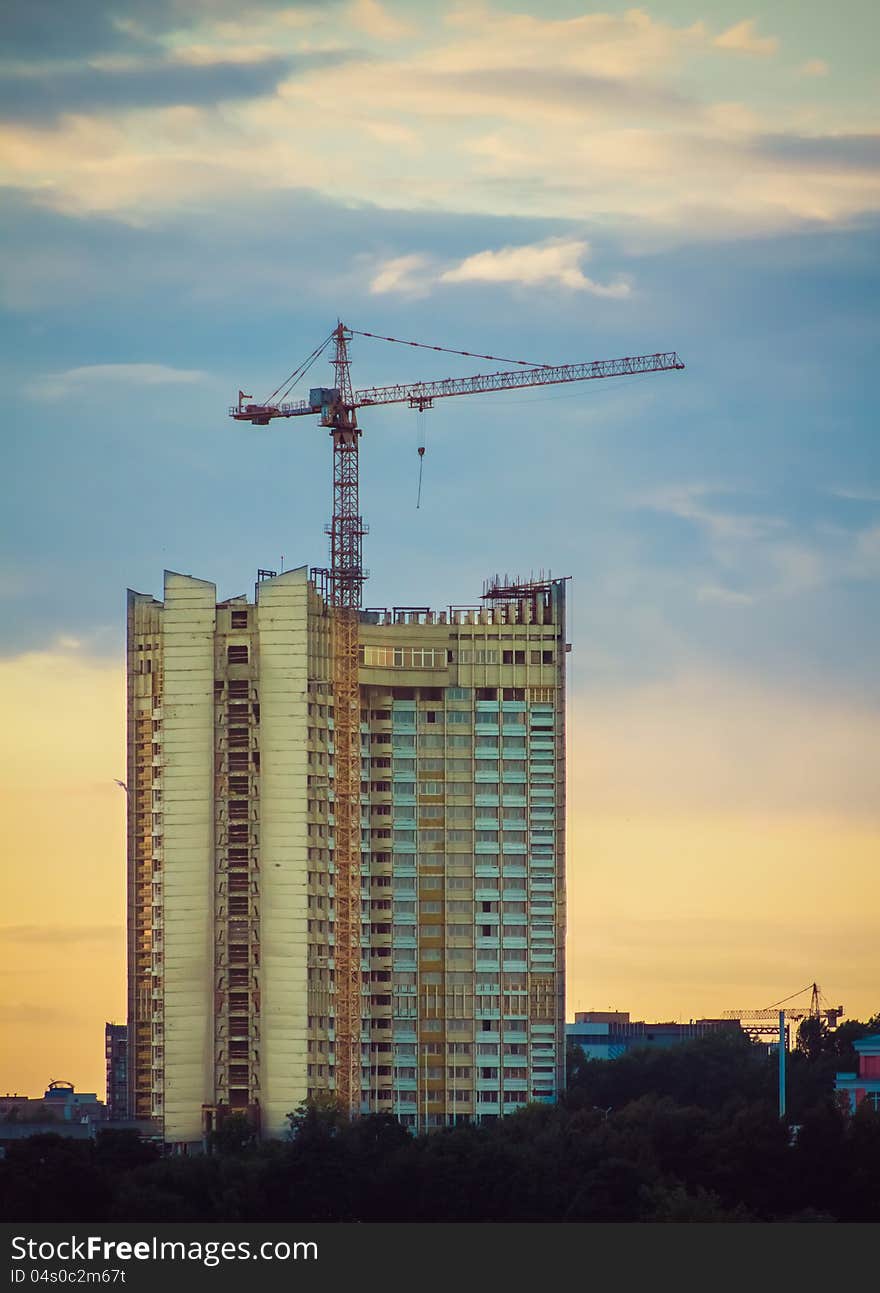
[232, 322, 684, 1119]
[324, 323, 365, 1117]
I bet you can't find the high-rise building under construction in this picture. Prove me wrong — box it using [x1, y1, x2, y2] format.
[126, 565, 567, 1149]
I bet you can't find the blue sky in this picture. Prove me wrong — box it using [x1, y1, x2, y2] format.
[1, 2, 878, 1072]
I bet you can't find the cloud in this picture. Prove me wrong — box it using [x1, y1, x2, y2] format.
[0, 1, 336, 61]
[696, 584, 755, 606]
[831, 487, 880, 503]
[0, 3, 875, 238]
[369, 252, 431, 296]
[28, 362, 210, 400]
[714, 19, 779, 56]
[799, 59, 829, 77]
[369, 239, 631, 298]
[0, 55, 294, 122]
[637, 484, 880, 602]
[757, 132, 880, 172]
[438, 238, 631, 295]
[638, 484, 785, 543]
[348, 0, 411, 41]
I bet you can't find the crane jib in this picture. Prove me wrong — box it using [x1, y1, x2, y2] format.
[229, 351, 684, 422]
[354, 352, 684, 409]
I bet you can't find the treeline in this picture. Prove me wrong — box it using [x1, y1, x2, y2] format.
[1, 1021, 878, 1222]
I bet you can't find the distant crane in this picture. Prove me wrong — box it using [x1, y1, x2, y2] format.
[231, 322, 685, 1117]
[723, 982, 844, 1117]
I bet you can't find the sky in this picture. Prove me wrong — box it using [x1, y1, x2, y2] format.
[1, 0, 878, 1098]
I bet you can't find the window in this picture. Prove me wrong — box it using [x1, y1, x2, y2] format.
[227, 644, 249, 664]
[230, 609, 249, 629]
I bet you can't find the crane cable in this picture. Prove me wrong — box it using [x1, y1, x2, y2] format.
[264, 329, 335, 406]
[351, 328, 551, 369]
[763, 982, 818, 1010]
[416, 410, 426, 509]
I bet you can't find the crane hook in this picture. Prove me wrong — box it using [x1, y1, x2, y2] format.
[416, 445, 425, 509]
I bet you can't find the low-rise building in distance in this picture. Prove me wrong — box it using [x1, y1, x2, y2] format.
[567, 1011, 741, 1061]
[835, 1034, 880, 1112]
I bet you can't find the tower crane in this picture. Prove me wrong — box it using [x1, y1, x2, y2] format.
[231, 321, 685, 1116]
[722, 982, 844, 1118]
[721, 982, 845, 1038]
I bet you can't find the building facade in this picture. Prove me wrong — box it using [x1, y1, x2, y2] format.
[567, 1011, 740, 1060]
[105, 1023, 129, 1121]
[127, 567, 567, 1146]
[835, 1034, 880, 1113]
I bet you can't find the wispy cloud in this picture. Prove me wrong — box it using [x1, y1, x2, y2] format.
[637, 483, 785, 542]
[799, 58, 829, 77]
[831, 487, 880, 503]
[637, 484, 880, 602]
[696, 584, 755, 606]
[368, 252, 431, 296]
[27, 362, 210, 400]
[348, 0, 412, 42]
[714, 19, 779, 56]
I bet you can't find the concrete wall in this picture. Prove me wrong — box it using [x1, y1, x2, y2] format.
[161, 572, 216, 1144]
[258, 568, 310, 1137]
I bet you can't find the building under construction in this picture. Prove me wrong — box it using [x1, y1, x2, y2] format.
[126, 567, 567, 1147]
[125, 321, 683, 1147]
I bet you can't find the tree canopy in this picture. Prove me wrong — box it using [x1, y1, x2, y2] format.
[1, 1018, 877, 1222]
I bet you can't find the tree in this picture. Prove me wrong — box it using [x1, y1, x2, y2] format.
[209, 1112, 257, 1156]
